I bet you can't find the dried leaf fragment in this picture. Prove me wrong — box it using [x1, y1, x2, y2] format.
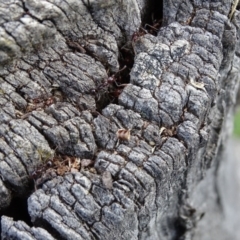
[68, 157, 80, 170]
[149, 141, 155, 146]
[116, 129, 131, 141]
[57, 165, 69, 176]
[229, 0, 240, 20]
[151, 146, 156, 153]
[143, 121, 150, 129]
[160, 127, 166, 135]
[160, 126, 176, 137]
[189, 78, 206, 91]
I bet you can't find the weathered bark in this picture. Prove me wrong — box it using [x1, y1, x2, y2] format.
[0, 0, 240, 239]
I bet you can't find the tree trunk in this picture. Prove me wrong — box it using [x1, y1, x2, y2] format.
[0, 0, 240, 239]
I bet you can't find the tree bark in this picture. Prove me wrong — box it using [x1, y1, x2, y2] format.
[0, 0, 240, 239]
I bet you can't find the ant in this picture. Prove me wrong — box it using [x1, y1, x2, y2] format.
[144, 18, 162, 36]
[131, 28, 147, 43]
[66, 39, 86, 54]
[30, 160, 53, 181]
[29, 160, 55, 190]
[90, 65, 128, 101]
[131, 18, 162, 43]
[26, 96, 56, 112]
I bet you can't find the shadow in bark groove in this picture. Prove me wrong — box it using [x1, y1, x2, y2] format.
[1, 197, 32, 227]
[95, 0, 163, 112]
[142, 0, 163, 35]
[34, 218, 66, 240]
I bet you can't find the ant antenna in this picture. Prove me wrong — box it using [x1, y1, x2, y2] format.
[113, 65, 127, 76]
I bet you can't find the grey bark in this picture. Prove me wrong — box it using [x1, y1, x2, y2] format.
[0, 0, 240, 239]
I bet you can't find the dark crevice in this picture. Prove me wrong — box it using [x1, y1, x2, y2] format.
[141, 0, 163, 36]
[91, 229, 101, 240]
[20, 0, 44, 26]
[34, 218, 65, 240]
[213, 142, 225, 211]
[171, 185, 190, 240]
[172, 218, 187, 240]
[1, 196, 32, 227]
[94, 0, 163, 113]
[94, 63, 131, 111]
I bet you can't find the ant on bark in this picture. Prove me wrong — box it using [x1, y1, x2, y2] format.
[144, 18, 162, 35]
[90, 65, 128, 101]
[30, 160, 53, 181]
[131, 18, 162, 43]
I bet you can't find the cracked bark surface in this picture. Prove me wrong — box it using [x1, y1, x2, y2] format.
[0, 0, 240, 239]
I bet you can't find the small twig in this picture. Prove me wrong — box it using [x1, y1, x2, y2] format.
[229, 0, 240, 21]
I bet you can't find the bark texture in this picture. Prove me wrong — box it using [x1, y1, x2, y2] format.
[0, 0, 240, 239]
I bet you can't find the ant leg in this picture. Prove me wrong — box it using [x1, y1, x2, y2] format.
[140, 27, 148, 33]
[118, 65, 127, 73]
[114, 82, 129, 87]
[112, 65, 127, 77]
[144, 24, 158, 32]
[121, 44, 132, 52]
[34, 180, 38, 191]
